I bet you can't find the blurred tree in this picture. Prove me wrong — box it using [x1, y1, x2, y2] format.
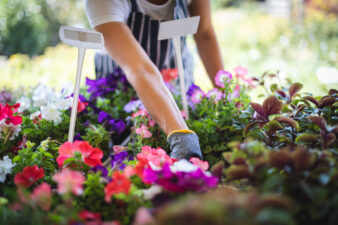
[0, 0, 87, 57]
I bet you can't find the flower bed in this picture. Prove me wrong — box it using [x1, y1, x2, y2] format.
[0, 68, 337, 225]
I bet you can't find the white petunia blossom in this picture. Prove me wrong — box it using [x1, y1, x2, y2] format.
[32, 84, 58, 107]
[53, 97, 73, 111]
[17, 96, 31, 113]
[40, 105, 62, 124]
[0, 156, 16, 183]
[170, 159, 199, 173]
[61, 81, 74, 97]
[0, 120, 21, 141]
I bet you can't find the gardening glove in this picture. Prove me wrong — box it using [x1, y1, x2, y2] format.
[167, 129, 203, 160]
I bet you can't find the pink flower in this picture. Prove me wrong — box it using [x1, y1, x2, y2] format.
[234, 66, 256, 88]
[180, 110, 187, 119]
[31, 182, 52, 211]
[191, 90, 205, 104]
[132, 109, 148, 118]
[206, 89, 223, 102]
[135, 124, 152, 138]
[229, 85, 241, 100]
[215, 70, 233, 88]
[113, 145, 127, 154]
[53, 168, 85, 196]
[56, 141, 103, 168]
[189, 157, 209, 171]
[137, 146, 173, 168]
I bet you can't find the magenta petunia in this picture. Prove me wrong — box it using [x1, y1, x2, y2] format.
[191, 90, 205, 104]
[215, 70, 233, 88]
[206, 89, 223, 102]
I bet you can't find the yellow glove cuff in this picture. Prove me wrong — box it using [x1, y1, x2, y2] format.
[167, 129, 195, 138]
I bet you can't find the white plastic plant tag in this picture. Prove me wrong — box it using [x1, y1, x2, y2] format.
[158, 17, 200, 120]
[158, 16, 200, 40]
[59, 26, 104, 49]
[59, 26, 104, 142]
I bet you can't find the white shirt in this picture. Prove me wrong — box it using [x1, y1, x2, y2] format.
[85, 0, 192, 28]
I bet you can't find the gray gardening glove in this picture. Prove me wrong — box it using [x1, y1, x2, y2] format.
[167, 130, 203, 160]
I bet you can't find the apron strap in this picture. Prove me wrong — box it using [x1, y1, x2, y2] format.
[130, 0, 138, 11]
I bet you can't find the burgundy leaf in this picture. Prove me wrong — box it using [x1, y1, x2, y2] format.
[269, 150, 292, 169]
[226, 165, 251, 179]
[276, 90, 287, 98]
[328, 89, 338, 96]
[250, 102, 265, 117]
[295, 133, 319, 144]
[262, 96, 283, 116]
[308, 116, 327, 131]
[292, 149, 314, 173]
[318, 96, 336, 108]
[303, 96, 319, 107]
[267, 120, 283, 132]
[211, 161, 225, 180]
[294, 104, 306, 117]
[289, 82, 303, 99]
[273, 116, 299, 131]
[326, 133, 336, 147]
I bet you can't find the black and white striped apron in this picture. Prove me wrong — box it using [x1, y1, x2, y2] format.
[95, 0, 194, 89]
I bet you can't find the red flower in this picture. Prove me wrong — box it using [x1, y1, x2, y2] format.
[161, 68, 178, 82]
[14, 165, 44, 187]
[77, 99, 88, 113]
[79, 210, 101, 223]
[104, 171, 131, 202]
[0, 103, 22, 125]
[57, 141, 103, 168]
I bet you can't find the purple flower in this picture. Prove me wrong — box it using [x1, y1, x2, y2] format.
[0, 90, 12, 104]
[86, 77, 114, 99]
[191, 90, 205, 104]
[215, 70, 232, 88]
[74, 133, 84, 141]
[91, 165, 109, 177]
[124, 100, 145, 113]
[111, 151, 133, 170]
[187, 84, 201, 97]
[206, 89, 223, 102]
[165, 82, 179, 95]
[98, 111, 112, 123]
[109, 119, 126, 134]
[143, 163, 218, 193]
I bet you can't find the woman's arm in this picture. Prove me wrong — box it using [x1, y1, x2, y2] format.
[94, 22, 188, 135]
[189, 0, 224, 86]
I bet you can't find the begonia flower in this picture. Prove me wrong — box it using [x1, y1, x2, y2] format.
[53, 168, 85, 196]
[14, 165, 44, 187]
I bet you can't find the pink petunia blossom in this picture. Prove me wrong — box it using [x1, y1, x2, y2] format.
[137, 146, 173, 169]
[31, 182, 52, 211]
[135, 124, 152, 138]
[189, 157, 209, 171]
[206, 89, 223, 102]
[234, 66, 256, 88]
[215, 70, 233, 88]
[53, 168, 85, 196]
[191, 89, 205, 104]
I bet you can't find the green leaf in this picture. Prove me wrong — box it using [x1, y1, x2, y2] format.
[295, 133, 319, 144]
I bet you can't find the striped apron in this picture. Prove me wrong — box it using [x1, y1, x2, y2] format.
[95, 0, 194, 89]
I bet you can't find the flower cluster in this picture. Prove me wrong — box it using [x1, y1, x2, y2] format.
[98, 110, 126, 134]
[0, 155, 16, 183]
[0, 102, 22, 141]
[57, 141, 103, 168]
[14, 165, 44, 187]
[104, 171, 131, 203]
[143, 160, 218, 193]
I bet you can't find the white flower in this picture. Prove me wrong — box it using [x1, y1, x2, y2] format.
[40, 105, 62, 124]
[142, 185, 162, 200]
[17, 96, 31, 113]
[32, 84, 57, 107]
[0, 120, 21, 141]
[0, 156, 16, 183]
[61, 81, 74, 97]
[52, 97, 73, 111]
[170, 159, 199, 173]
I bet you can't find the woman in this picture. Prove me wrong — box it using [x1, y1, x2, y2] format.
[85, 0, 223, 159]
